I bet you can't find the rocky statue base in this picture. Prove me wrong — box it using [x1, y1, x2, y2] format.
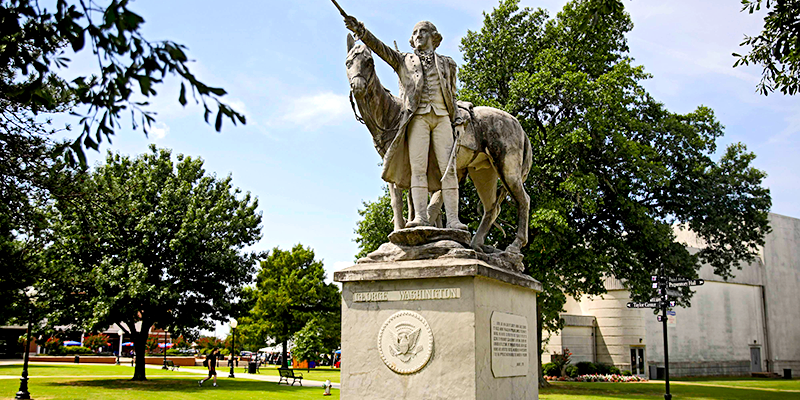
[358, 226, 525, 273]
[335, 235, 542, 400]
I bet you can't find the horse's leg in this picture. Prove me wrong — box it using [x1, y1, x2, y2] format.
[468, 166, 499, 251]
[427, 191, 444, 228]
[389, 183, 405, 231]
[501, 171, 530, 253]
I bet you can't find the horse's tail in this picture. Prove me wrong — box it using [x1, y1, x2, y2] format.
[521, 125, 533, 182]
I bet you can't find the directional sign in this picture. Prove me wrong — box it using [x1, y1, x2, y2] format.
[652, 282, 659, 289]
[651, 276, 658, 282]
[669, 301, 676, 307]
[668, 279, 704, 287]
[665, 288, 681, 298]
[657, 315, 664, 322]
[627, 302, 659, 309]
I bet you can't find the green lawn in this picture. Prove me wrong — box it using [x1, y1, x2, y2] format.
[0, 364, 338, 400]
[540, 381, 800, 399]
[674, 376, 800, 390]
[183, 364, 341, 383]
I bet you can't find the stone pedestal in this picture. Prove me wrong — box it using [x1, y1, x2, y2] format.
[334, 258, 542, 400]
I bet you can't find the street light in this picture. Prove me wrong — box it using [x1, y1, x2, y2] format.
[15, 287, 37, 400]
[116, 330, 123, 365]
[161, 328, 168, 370]
[228, 318, 238, 378]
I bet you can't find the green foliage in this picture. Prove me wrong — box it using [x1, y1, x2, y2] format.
[595, 362, 614, 375]
[172, 335, 189, 350]
[165, 349, 181, 356]
[43, 337, 62, 353]
[576, 361, 597, 375]
[247, 244, 340, 368]
[735, 0, 800, 95]
[565, 364, 579, 378]
[292, 318, 325, 363]
[609, 366, 621, 375]
[145, 336, 159, 353]
[542, 362, 558, 376]
[456, 0, 770, 375]
[353, 186, 397, 259]
[621, 369, 632, 376]
[0, 0, 245, 165]
[62, 346, 93, 355]
[45, 145, 262, 380]
[83, 333, 110, 352]
[195, 336, 224, 355]
[551, 349, 572, 376]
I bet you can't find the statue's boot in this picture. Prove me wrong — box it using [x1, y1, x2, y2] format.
[405, 187, 430, 228]
[443, 188, 468, 230]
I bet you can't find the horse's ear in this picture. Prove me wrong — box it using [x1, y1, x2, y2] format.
[347, 34, 355, 53]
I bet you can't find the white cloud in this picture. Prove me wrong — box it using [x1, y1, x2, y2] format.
[149, 122, 169, 141]
[281, 92, 350, 130]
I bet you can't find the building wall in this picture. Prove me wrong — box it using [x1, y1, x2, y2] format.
[645, 281, 765, 377]
[763, 214, 800, 373]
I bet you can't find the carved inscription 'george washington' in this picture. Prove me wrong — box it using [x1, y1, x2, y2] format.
[353, 288, 461, 302]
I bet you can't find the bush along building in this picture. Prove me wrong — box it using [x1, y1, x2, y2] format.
[544, 213, 799, 378]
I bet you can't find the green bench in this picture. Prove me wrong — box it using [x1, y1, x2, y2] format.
[164, 360, 179, 371]
[277, 368, 303, 386]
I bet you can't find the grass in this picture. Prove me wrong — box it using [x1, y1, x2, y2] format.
[3, 363, 798, 399]
[540, 380, 800, 399]
[0, 364, 339, 400]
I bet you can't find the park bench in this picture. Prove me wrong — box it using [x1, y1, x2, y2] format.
[277, 368, 303, 386]
[164, 360, 179, 371]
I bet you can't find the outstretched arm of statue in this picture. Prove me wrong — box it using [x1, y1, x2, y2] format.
[344, 15, 403, 72]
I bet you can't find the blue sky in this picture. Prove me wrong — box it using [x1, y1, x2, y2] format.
[57, 0, 798, 336]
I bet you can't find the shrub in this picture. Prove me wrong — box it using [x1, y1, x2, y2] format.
[622, 369, 633, 376]
[550, 349, 572, 376]
[565, 365, 579, 378]
[595, 362, 613, 375]
[63, 346, 93, 355]
[609, 366, 621, 375]
[542, 362, 558, 377]
[575, 361, 597, 375]
[166, 349, 181, 356]
[83, 334, 110, 352]
[43, 337, 62, 353]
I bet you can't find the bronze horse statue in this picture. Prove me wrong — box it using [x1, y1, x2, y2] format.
[345, 34, 533, 253]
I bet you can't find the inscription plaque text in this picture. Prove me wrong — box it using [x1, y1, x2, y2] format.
[491, 311, 529, 378]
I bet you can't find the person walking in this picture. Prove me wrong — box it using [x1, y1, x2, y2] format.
[199, 349, 219, 387]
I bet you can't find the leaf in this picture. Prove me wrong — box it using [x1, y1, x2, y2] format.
[179, 83, 187, 106]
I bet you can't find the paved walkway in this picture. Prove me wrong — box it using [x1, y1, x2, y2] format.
[0, 360, 340, 389]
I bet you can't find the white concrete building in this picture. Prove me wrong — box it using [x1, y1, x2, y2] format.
[544, 213, 799, 378]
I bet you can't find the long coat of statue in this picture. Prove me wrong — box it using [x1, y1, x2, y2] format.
[359, 28, 458, 192]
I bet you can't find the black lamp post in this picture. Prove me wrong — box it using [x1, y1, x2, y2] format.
[161, 329, 168, 370]
[228, 318, 238, 378]
[15, 287, 37, 400]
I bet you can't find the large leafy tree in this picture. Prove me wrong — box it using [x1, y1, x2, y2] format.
[1, 0, 245, 163]
[244, 245, 340, 368]
[734, 0, 800, 95]
[354, 0, 771, 386]
[46, 145, 262, 380]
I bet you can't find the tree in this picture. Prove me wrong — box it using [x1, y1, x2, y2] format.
[292, 319, 325, 367]
[355, 0, 771, 387]
[735, 0, 800, 95]
[1, 0, 245, 164]
[246, 245, 340, 368]
[83, 333, 110, 352]
[45, 145, 262, 380]
[353, 186, 398, 259]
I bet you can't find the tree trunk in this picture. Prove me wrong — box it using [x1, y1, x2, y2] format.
[281, 340, 289, 369]
[537, 298, 550, 389]
[131, 326, 151, 381]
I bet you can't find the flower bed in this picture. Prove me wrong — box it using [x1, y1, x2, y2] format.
[545, 374, 648, 382]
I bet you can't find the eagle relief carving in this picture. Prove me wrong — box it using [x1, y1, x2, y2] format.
[389, 322, 423, 362]
[378, 310, 434, 374]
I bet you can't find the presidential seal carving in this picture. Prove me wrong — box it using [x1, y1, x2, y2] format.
[378, 310, 434, 374]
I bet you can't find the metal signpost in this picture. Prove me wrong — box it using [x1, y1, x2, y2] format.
[629, 266, 704, 400]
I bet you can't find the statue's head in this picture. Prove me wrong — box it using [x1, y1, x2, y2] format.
[409, 21, 442, 51]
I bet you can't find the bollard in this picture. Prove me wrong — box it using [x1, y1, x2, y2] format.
[74, 355, 80, 364]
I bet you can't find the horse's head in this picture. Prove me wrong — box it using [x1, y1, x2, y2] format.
[346, 33, 375, 97]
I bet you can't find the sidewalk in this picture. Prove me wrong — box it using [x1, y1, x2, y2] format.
[143, 364, 341, 389]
